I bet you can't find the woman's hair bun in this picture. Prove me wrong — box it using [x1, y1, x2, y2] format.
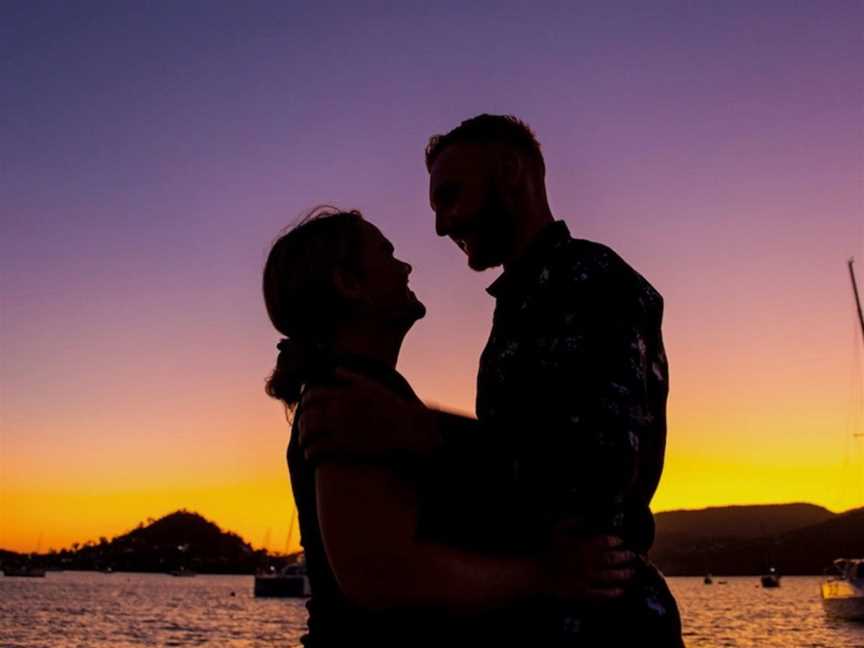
[265, 337, 326, 408]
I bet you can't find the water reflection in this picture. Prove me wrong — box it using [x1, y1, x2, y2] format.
[2, 573, 864, 647]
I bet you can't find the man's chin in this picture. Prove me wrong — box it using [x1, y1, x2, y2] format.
[467, 251, 502, 272]
[410, 298, 426, 317]
[402, 299, 427, 324]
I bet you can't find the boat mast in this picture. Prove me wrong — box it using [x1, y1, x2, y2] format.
[285, 505, 297, 555]
[850, 259, 864, 343]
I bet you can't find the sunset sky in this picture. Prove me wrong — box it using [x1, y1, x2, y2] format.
[2, 1, 863, 554]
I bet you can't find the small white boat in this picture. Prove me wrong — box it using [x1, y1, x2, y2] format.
[821, 559, 864, 621]
[254, 558, 310, 598]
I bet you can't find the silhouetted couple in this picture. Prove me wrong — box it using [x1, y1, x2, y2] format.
[263, 115, 684, 647]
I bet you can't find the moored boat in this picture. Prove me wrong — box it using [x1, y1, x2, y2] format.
[254, 557, 310, 598]
[821, 264, 864, 621]
[821, 559, 864, 621]
[761, 568, 781, 588]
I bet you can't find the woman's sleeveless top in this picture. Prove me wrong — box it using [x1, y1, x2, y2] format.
[287, 355, 476, 648]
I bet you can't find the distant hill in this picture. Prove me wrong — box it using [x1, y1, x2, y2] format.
[4, 503, 861, 576]
[652, 503, 833, 552]
[107, 510, 257, 572]
[1, 510, 265, 574]
[0, 550, 22, 564]
[118, 510, 252, 557]
[650, 504, 864, 575]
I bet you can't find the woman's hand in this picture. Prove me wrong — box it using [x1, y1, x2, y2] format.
[542, 528, 637, 603]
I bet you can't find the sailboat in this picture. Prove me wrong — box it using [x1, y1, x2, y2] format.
[254, 507, 310, 598]
[254, 554, 310, 598]
[820, 258, 864, 621]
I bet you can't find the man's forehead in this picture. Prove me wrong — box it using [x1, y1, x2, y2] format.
[430, 142, 491, 183]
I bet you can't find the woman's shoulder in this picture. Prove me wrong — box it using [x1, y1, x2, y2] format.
[295, 383, 349, 462]
[296, 378, 433, 467]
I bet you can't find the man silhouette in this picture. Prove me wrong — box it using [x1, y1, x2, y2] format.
[298, 115, 684, 646]
[425, 114, 683, 645]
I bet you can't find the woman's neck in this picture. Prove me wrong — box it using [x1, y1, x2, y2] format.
[331, 322, 405, 370]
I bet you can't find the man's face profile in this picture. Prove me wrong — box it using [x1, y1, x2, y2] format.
[428, 142, 516, 271]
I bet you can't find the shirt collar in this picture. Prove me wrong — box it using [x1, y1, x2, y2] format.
[486, 220, 571, 299]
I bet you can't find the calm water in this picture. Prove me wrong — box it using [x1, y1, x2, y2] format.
[2, 573, 864, 647]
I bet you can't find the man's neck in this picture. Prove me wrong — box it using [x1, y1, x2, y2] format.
[503, 210, 554, 271]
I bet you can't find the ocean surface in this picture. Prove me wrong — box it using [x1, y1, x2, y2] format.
[2, 572, 863, 647]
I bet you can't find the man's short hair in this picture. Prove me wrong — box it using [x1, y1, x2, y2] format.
[425, 114, 545, 178]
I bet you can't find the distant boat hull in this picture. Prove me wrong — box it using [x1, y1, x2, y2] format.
[2, 567, 46, 577]
[761, 574, 781, 588]
[822, 595, 864, 621]
[822, 573, 864, 621]
[254, 574, 310, 598]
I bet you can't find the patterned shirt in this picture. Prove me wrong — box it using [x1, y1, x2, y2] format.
[473, 221, 683, 644]
[476, 220, 668, 553]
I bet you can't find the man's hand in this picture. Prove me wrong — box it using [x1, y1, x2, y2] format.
[298, 369, 442, 459]
[542, 529, 637, 604]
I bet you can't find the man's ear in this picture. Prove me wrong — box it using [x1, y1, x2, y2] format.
[497, 149, 526, 192]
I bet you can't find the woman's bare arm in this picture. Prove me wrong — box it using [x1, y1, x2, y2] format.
[315, 462, 634, 613]
[316, 461, 544, 612]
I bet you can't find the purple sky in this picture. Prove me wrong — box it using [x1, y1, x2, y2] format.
[2, 0, 863, 551]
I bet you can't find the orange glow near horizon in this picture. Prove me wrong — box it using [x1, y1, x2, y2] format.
[3, 333, 862, 554]
[3, 265, 863, 552]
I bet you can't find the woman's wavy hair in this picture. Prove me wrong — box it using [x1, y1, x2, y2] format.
[262, 206, 365, 409]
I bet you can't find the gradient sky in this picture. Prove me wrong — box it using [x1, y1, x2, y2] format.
[2, 0, 863, 553]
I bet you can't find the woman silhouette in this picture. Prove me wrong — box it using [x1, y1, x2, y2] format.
[262, 207, 635, 648]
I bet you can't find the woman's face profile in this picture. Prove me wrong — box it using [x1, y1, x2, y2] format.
[349, 221, 426, 328]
